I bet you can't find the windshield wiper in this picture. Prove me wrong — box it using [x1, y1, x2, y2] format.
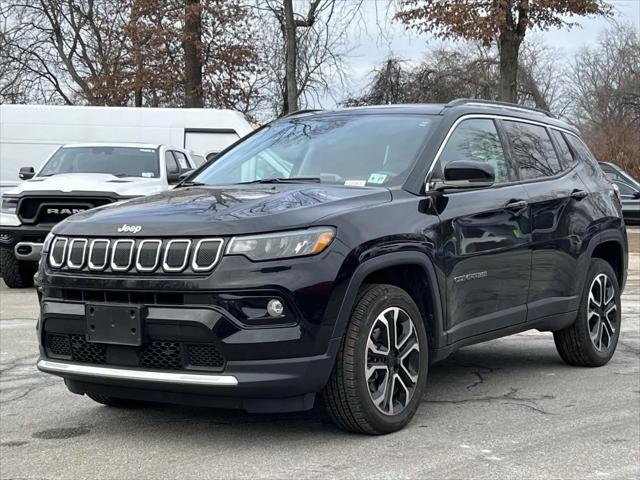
[178, 181, 207, 187]
[237, 177, 321, 185]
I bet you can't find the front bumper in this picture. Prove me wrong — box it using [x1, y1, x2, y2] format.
[36, 244, 349, 411]
[0, 224, 52, 252]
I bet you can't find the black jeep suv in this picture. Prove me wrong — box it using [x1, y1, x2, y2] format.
[36, 100, 628, 434]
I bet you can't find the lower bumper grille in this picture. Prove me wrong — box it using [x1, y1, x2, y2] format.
[45, 333, 225, 371]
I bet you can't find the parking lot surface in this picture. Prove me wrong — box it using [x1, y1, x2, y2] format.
[1, 230, 639, 479]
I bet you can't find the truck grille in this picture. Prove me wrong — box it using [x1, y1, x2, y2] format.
[17, 196, 114, 224]
[45, 333, 225, 371]
[49, 236, 224, 274]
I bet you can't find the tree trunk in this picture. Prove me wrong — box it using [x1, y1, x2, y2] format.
[283, 0, 298, 114]
[184, 0, 203, 108]
[498, 32, 521, 103]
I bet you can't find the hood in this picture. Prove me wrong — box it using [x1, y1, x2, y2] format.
[54, 184, 392, 237]
[7, 173, 166, 197]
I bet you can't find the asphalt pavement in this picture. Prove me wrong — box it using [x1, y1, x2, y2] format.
[1, 230, 638, 479]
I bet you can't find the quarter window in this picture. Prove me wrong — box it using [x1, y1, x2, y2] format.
[549, 130, 575, 169]
[503, 121, 562, 180]
[438, 119, 512, 183]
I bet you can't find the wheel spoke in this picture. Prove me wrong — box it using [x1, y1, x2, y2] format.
[400, 343, 420, 384]
[394, 373, 411, 410]
[602, 308, 616, 336]
[600, 275, 607, 306]
[386, 374, 396, 415]
[370, 367, 390, 410]
[589, 289, 600, 308]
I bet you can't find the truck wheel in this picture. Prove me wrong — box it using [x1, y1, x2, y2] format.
[554, 258, 621, 367]
[322, 284, 428, 434]
[0, 249, 36, 288]
[87, 393, 147, 408]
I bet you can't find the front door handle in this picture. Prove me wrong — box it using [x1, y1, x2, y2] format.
[505, 200, 528, 211]
[571, 189, 589, 201]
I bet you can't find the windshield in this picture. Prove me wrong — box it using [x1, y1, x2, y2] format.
[193, 114, 434, 186]
[38, 147, 160, 178]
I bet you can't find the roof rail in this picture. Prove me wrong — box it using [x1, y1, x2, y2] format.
[283, 108, 323, 118]
[444, 98, 555, 118]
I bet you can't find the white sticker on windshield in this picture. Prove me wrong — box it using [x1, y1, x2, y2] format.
[368, 173, 387, 184]
[142, 172, 155, 178]
[139, 148, 154, 152]
[344, 180, 366, 187]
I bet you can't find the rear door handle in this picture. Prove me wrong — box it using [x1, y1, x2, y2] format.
[505, 200, 528, 211]
[571, 189, 589, 201]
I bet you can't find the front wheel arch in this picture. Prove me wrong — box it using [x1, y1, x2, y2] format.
[329, 252, 445, 351]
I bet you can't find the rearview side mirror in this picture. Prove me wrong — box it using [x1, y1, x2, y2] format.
[434, 161, 495, 191]
[633, 191, 640, 199]
[178, 171, 193, 182]
[167, 171, 181, 184]
[19, 166, 35, 180]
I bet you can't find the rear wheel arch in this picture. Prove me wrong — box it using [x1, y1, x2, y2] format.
[587, 229, 627, 291]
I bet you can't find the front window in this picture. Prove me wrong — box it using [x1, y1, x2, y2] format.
[38, 146, 160, 178]
[193, 114, 434, 186]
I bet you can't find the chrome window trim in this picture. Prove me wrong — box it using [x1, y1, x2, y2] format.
[424, 114, 580, 189]
[66, 238, 88, 270]
[49, 237, 68, 268]
[110, 239, 135, 272]
[162, 239, 191, 272]
[135, 239, 162, 272]
[88, 239, 110, 271]
[191, 238, 224, 272]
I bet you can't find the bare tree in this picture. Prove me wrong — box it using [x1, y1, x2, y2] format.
[252, 0, 362, 117]
[1, 0, 259, 109]
[568, 23, 640, 176]
[395, 0, 611, 103]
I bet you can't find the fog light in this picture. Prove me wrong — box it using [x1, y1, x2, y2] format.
[267, 299, 284, 317]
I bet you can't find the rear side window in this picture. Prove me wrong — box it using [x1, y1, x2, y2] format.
[438, 119, 512, 183]
[503, 121, 562, 180]
[549, 130, 575, 169]
[164, 151, 179, 174]
[173, 151, 190, 169]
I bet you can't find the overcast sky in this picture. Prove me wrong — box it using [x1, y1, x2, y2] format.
[322, 0, 640, 107]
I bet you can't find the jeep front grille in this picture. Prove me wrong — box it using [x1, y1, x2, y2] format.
[49, 237, 224, 274]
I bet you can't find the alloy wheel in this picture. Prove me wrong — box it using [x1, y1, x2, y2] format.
[365, 306, 421, 416]
[587, 273, 617, 352]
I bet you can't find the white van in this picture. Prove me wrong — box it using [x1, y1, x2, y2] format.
[0, 104, 254, 193]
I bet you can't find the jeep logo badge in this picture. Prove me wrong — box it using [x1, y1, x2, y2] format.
[46, 207, 87, 216]
[117, 224, 142, 233]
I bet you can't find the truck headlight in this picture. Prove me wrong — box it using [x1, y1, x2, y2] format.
[0, 197, 18, 214]
[227, 227, 335, 261]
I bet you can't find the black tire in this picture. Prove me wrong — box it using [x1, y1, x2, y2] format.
[554, 258, 621, 367]
[0, 248, 36, 288]
[322, 284, 429, 434]
[86, 392, 147, 408]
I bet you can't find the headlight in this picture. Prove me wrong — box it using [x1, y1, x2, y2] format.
[227, 227, 335, 261]
[0, 197, 18, 214]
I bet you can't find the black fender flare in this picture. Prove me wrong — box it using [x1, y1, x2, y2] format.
[329, 251, 445, 349]
[585, 228, 628, 290]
